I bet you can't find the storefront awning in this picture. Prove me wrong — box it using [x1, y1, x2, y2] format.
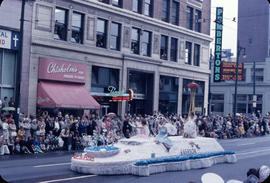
[37, 82, 100, 109]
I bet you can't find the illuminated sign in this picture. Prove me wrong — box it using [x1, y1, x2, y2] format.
[213, 7, 223, 82]
[0, 29, 20, 50]
[221, 62, 244, 80]
[93, 86, 134, 102]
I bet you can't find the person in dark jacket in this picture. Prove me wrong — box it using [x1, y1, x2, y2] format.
[122, 117, 132, 138]
[87, 119, 97, 136]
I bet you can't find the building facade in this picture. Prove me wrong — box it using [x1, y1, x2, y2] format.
[210, 0, 270, 115]
[24, 0, 211, 116]
[0, 0, 33, 111]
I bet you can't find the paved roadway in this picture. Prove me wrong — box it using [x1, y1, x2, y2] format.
[1, 135, 270, 183]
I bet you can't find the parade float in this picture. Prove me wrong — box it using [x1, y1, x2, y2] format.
[71, 135, 236, 176]
[71, 81, 237, 176]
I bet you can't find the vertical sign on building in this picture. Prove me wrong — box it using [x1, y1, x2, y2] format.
[213, 7, 223, 82]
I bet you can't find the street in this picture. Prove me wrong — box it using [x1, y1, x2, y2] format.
[0, 136, 270, 183]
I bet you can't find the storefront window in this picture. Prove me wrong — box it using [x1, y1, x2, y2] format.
[182, 79, 205, 115]
[159, 76, 178, 114]
[91, 66, 119, 93]
[128, 71, 146, 94]
[0, 49, 16, 101]
[211, 94, 224, 113]
[233, 94, 263, 114]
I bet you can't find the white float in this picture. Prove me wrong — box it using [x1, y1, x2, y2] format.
[71, 136, 237, 176]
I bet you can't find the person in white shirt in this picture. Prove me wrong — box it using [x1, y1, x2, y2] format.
[2, 119, 9, 141]
[0, 131, 10, 155]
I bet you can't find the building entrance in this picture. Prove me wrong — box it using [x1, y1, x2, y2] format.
[128, 70, 154, 115]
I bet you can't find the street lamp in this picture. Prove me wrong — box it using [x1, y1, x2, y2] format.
[233, 43, 246, 124]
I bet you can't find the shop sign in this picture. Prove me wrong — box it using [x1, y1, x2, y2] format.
[107, 86, 126, 97]
[221, 62, 244, 80]
[39, 58, 86, 83]
[0, 29, 20, 50]
[213, 7, 223, 82]
[105, 86, 133, 102]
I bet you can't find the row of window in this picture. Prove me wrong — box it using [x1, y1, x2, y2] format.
[160, 35, 177, 62]
[185, 42, 200, 66]
[54, 8, 201, 66]
[211, 94, 263, 113]
[99, 0, 202, 32]
[54, 8, 84, 43]
[235, 68, 264, 82]
[100, 0, 153, 17]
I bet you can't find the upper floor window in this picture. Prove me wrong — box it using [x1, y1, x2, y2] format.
[110, 22, 121, 51]
[185, 41, 192, 64]
[133, 0, 142, 13]
[131, 28, 140, 54]
[194, 44, 200, 66]
[112, 0, 122, 7]
[144, 0, 153, 17]
[170, 37, 178, 62]
[186, 6, 193, 30]
[142, 31, 152, 57]
[96, 19, 107, 48]
[160, 35, 168, 60]
[241, 68, 246, 81]
[71, 12, 83, 44]
[251, 68, 264, 82]
[99, 0, 109, 4]
[54, 8, 68, 41]
[171, 1, 179, 25]
[162, 0, 170, 22]
[195, 10, 202, 32]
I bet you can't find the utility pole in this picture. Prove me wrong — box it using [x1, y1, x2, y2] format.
[253, 61, 256, 113]
[233, 41, 246, 124]
[208, 51, 213, 116]
[15, 0, 26, 125]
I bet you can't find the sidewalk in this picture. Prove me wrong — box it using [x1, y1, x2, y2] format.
[0, 150, 80, 161]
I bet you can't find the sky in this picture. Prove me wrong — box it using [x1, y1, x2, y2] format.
[210, 0, 238, 56]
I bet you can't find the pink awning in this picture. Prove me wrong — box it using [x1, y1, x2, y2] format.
[37, 82, 100, 109]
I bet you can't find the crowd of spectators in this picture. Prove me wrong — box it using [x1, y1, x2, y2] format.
[0, 108, 270, 156]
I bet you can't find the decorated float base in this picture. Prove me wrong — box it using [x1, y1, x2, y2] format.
[71, 136, 237, 176]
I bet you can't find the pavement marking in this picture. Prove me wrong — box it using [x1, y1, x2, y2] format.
[237, 148, 270, 156]
[237, 142, 255, 146]
[34, 162, 71, 168]
[38, 175, 97, 183]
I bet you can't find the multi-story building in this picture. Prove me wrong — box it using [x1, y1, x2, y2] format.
[0, 0, 33, 111]
[19, 0, 211, 116]
[210, 0, 270, 115]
